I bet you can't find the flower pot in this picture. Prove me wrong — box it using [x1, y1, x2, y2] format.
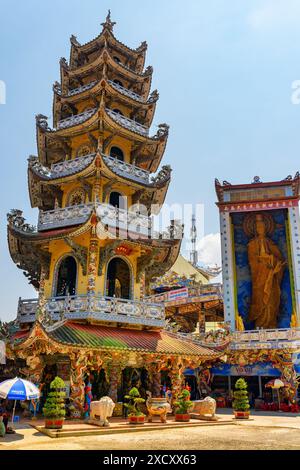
[45, 418, 65, 429]
[175, 413, 190, 422]
[128, 415, 145, 425]
[234, 411, 250, 420]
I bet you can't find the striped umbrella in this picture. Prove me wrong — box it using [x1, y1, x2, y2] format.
[0, 378, 40, 425]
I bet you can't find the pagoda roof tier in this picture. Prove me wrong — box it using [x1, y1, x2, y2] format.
[28, 153, 171, 211]
[215, 173, 300, 203]
[36, 108, 168, 172]
[60, 47, 152, 100]
[69, 12, 147, 74]
[53, 78, 158, 129]
[11, 321, 222, 360]
[7, 210, 182, 288]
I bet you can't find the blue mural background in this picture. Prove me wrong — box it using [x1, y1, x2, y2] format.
[231, 209, 293, 330]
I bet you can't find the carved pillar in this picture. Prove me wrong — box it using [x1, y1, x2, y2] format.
[108, 362, 123, 402]
[139, 272, 146, 299]
[151, 366, 161, 398]
[70, 352, 88, 416]
[169, 359, 185, 402]
[87, 237, 99, 295]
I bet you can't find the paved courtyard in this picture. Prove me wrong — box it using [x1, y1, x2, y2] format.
[1, 410, 300, 450]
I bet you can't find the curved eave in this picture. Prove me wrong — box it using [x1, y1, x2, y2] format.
[145, 238, 182, 282]
[54, 79, 156, 127]
[44, 107, 163, 144]
[139, 133, 169, 174]
[100, 154, 170, 207]
[70, 28, 147, 72]
[66, 47, 151, 83]
[28, 154, 97, 185]
[7, 213, 96, 250]
[12, 321, 221, 360]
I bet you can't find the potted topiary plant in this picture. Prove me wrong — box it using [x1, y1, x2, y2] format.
[233, 378, 250, 419]
[124, 387, 146, 424]
[43, 376, 66, 429]
[174, 389, 193, 422]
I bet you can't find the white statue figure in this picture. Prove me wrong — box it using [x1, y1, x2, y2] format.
[90, 396, 115, 426]
[191, 396, 216, 418]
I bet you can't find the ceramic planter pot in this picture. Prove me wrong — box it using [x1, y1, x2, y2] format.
[175, 414, 190, 422]
[45, 418, 64, 429]
[128, 415, 145, 425]
[234, 410, 250, 420]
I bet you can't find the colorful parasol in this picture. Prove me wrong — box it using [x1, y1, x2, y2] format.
[265, 379, 288, 411]
[265, 379, 289, 389]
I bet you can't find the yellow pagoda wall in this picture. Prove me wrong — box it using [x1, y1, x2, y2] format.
[69, 132, 133, 163]
[44, 235, 142, 300]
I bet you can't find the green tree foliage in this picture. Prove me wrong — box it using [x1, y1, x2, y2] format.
[174, 389, 193, 414]
[233, 378, 250, 411]
[124, 387, 145, 417]
[43, 376, 66, 419]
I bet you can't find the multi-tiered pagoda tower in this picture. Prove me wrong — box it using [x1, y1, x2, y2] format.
[7, 13, 221, 413]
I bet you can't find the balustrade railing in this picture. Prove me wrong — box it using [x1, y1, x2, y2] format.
[68, 80, 98, 96]
[145, 283, 223, 303]
[108, 80, 143, 102]
[17, 295, 165, 328]
[38, 202, 153, 235]
[50, 153, 96, 178]
[102, 153, 150, 183]
[106, 108, 149, 136]
[232, 328, 300, 343]
[57, 108, 97, 129]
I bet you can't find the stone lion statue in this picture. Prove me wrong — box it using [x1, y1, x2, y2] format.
[90, 397, 115, 427]
[191, 397, 216, 418]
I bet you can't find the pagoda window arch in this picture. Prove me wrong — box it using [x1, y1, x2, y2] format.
[105, 256, 132, 300]
[55, 255, 77, 297]
[113, 56, 122, 64]
[109, 191, 126, 210]
[109, 146, 124, 162]
[112, 108, 124, 116]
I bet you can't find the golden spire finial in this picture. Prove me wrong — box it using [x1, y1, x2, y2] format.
[101, 10, 116, 31]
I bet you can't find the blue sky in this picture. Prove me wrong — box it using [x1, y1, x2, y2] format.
[1, 0, 300, 321]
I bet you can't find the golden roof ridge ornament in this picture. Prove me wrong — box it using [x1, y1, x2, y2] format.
[101, 10, 116, 32]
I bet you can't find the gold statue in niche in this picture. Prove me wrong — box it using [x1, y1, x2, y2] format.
[244, 213, 286, 329]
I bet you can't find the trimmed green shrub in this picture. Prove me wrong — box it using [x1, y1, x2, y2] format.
[43, 376, 66, 419]
[233, 378, 250, 412]
[124, 387, 145, 417]
[174, 389, 193, 414]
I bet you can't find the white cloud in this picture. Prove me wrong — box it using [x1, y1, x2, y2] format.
[248, 0, 300, 29]
[197, 233, 221, 267]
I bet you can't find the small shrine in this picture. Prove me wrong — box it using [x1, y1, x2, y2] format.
[206, 175, 300, 408]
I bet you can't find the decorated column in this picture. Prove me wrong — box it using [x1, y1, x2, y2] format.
[70, 352, 88, 417]
[169, 358, 185, 401]
[108, 361, 124, 402]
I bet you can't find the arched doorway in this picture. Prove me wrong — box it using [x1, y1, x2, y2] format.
[121, 367, 149, 401]
[55, 256, 77, 297]
[106, 257, 131, 299]
[110, 146, 124, 161]
[109, 191, 125, 210]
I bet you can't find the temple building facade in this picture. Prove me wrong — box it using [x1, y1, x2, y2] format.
[6, 13, 224, 414]
[208, 176, 300, 403]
